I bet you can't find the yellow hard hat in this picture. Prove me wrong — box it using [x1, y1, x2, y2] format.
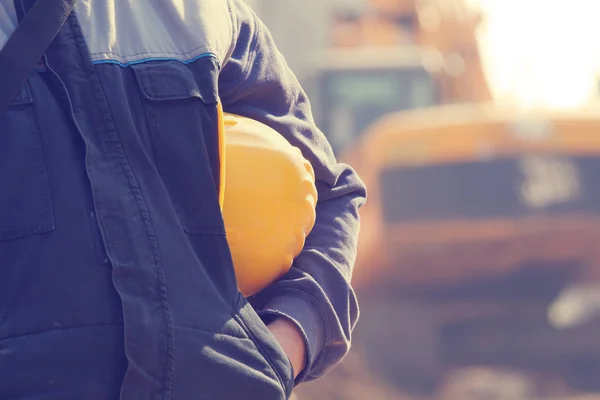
[220, 111, 318, 297]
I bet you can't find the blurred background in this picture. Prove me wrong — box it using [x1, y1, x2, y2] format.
[246, 1, 600, 399]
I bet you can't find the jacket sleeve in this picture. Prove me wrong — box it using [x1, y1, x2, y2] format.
[218, 0, 367, 384]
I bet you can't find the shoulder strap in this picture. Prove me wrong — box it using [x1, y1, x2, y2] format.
[0, 0, 77, 119]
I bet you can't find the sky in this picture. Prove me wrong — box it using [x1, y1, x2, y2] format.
[471, 0, 600, 109]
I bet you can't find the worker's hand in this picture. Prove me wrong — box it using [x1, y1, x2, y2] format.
[267, 317, 307, 379]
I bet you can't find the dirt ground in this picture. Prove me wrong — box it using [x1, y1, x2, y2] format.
[292, 351, 600, 400]
[293, 350, 410, 400]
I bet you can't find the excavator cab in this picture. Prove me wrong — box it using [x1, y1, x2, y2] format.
[309, 47, 443, 154]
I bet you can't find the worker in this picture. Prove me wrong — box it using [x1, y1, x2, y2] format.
[0, 1, 366, 399]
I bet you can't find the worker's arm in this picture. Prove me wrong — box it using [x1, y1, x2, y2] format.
[219, 0, 367, 384]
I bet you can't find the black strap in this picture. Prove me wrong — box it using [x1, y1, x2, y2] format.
[0, 0, 77, 119]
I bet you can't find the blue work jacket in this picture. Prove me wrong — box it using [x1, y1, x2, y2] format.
[0, 0, 366, 398]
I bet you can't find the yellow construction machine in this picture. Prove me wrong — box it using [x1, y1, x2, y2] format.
[304, 0, 600, 395]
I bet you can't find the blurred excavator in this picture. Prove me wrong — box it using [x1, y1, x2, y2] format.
[302, 0, 600, 396]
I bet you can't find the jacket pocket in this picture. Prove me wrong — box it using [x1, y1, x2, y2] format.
[131, 56, 225, 235]
[234, 293, 295, 398]
[172, 312, 294, 400]
[0, 82, 55, 241]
